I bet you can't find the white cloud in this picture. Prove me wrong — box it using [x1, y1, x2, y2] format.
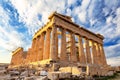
[89, 19, 97, 26]
[78, 11, 86, 23]
[0, 48, 11, 63]
[80, 0, 91, 10]
[0, 5, 30, 63]
[113, 8, 120, 37]
[10, 0, 66, 35]
[0, 20, 23, 51]
[66, 8, 72, 16]
[106, 16, 113, 24]
[104, 0, 119, 11]
[104, 43, 120, 58]
[107, 56, 120, 66]
[67, 0, 77, 6]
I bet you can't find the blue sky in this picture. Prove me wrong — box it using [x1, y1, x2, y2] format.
[0, 0, 120, 66]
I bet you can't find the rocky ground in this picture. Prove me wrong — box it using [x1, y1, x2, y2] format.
[0, 67, 48, 80]
[0, 66, 91, 80]
[0, 64, 120, 80]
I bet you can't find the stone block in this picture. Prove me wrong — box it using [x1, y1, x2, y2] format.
[59, 72, 71, 78]
[40, 70, 48, 76]
[48, 72, 59, 80]
[36, 76, 48, 80]
[59, 67, 72, 73]
[72, 67, 81, 76]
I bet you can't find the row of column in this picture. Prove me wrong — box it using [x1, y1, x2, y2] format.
[50, 25, 107, 65]
[26, 25, 107, 65]
[27, 28, 52, 62]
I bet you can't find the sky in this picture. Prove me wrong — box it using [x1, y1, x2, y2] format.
[0, 0, 120, 66]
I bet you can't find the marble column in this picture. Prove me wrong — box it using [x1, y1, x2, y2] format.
[31, 39, 36, 62]
[91, 41, 97, 64]
[96, 43, 101, 65]
[98, 43, 103, 65]
[40, 33, 45, 60]
[37, 35, 41, 61]
[100, 44, 107, 65]
[34, 38, 38, 61]
[70, 32, 77, 62]
[85, 38, 92, 64]
[36, 36, 40, 61]
[44, 29, 51, 59]
[60, 28, 67, 61]
[50, 25, 58, 60]
[56, 31, 58, 59]
[36, 37, 40, 61]
[78, 35, 86, 64]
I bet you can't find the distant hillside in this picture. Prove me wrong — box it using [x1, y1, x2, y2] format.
[0, 63, 9, 66]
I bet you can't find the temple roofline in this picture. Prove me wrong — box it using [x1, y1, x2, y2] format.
[12, 47, 23, 56]
[33, 12, 104, 40]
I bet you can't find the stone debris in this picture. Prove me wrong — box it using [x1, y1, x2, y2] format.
[48, 72, 71, 80]
[0, 63, 120, 80]
[40, 70, 48, 76]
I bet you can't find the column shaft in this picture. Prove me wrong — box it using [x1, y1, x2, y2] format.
[98, 43, 103, 65]
[56, 31, 58, 59]
[50, 25, 58, 60]
[78, 35, 86, 64]
[91, 41, 97, 64]
[36, 37, 39, 61]
[34, 38, 38, 61]
[37, 36, 41, 61]
[96, 43, 101, 65]
[40, 33, 45, 60]
[101, 45, 107, 65]
[60, 28, 67, 61]
[70, 32, 77, 62]
[44, 29, 51, 59]
[85, 38, 92, 64]
[32, 39, 36, 62]
[31, 39, 35, 62]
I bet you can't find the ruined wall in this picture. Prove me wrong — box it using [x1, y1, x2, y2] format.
[10, 47, 26, 67]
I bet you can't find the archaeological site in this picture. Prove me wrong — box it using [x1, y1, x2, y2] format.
[8, 12, 119, 80]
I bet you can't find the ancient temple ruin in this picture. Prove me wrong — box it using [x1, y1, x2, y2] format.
[9, 12, 109, 77]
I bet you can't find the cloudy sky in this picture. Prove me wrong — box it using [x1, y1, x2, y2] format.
[0, 0, 120, 66]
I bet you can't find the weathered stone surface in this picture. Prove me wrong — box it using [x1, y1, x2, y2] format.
[59, 67, 72, 73]
[78, 35, 86, 64]
[48, 71, 71, 80]
[48, 72, 59, 80]
[40, 70, 48, 76]
[60, 28, 67, 61]
[44, 29, 51, 59]
[59, 72, 71, 79]
[9, 12, 108, 77]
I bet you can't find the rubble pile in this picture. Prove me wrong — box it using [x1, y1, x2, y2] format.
[0, 64, 91, 80]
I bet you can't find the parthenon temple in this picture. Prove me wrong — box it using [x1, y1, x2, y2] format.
[9, 12, 109, 76]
